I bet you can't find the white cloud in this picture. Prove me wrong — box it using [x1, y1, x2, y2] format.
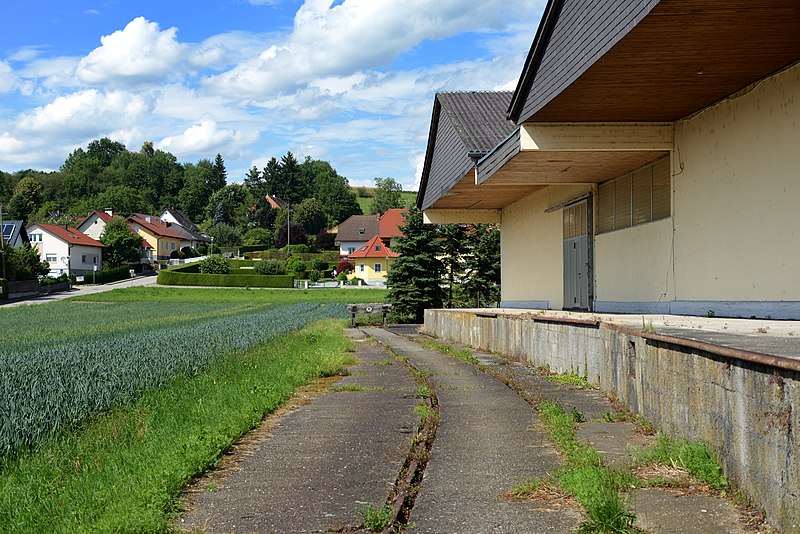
[17, 89, 149, 135]
[205, 0, 538, 97]
[157, 120, 259, 158]
[85, 9, 101, 16]
[76, 17, 186, 86]
[0, 61, 15, 93]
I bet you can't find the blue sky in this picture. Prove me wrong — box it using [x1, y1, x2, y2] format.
[0, 0, 544, 189]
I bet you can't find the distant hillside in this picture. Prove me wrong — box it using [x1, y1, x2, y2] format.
[352, 187, 417, 214]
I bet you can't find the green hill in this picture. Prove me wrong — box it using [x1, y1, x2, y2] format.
[353, 187, 417, 214]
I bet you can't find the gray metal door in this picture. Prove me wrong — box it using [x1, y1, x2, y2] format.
[563, 200, 591, 310]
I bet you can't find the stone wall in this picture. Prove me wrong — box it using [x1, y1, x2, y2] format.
[424, 309, 799, 532]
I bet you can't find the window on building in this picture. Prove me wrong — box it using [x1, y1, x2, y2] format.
[171, 242, 176, 251]
[30, 233, 42, 242]
[374, 263, 382, 272]
[597, 156, 670, 234]
[82, 255, 87, 263]
[348, 247, 355, 254]
[46, 254, 57, 263]
[374, 245, 381, 251]
[359, 263, 365, 272]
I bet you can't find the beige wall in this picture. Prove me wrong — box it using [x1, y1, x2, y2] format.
[595, 217, 674, 303]
[670, 62, 800, 302]
[501, 184, 591, 309]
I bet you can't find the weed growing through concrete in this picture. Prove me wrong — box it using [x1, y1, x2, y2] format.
[422, 339, 479, 365]
[641, 317, 656, 334]
[360, 503, 396, 532]
[537, 401, 638, 533]
[329, 385, 382, 392]
[634, 433, 727, 491]
[549, 370, 592, 390]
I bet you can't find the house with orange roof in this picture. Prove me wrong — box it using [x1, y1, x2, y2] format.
[128, 213, 183, 261]
[347, 235, 399, 286]
[378, 208, 408, 249]
[27, 222, 104, 276]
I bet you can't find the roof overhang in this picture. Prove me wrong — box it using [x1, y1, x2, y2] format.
[477, 122, 671, 187]
[515, 0, 800, 123]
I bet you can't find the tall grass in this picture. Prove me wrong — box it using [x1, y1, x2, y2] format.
[0, 319, 354, 533]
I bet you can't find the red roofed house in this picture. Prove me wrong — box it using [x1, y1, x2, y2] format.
[265, 194, 286, 210]
[347, 234, 399, 286]
[128, 214, 184, 261]
[27, 223, 104, 277]
[77, 210, 114, 240]
[378, 208, 408, 249]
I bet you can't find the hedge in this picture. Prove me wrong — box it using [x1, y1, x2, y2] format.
[156, 269, 293, 288]
[73, 266, 135, 285]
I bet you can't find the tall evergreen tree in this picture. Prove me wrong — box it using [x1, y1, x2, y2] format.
[463, 224, 501, 307]
[387, 208, 445, 322]
[439, 224, 468, 308]
[209, 154, 228, 193]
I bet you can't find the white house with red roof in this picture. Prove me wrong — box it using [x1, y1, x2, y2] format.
[27, 223, 104, 276]
[347, 235, 399, 286]
[77, 210, 114, 240]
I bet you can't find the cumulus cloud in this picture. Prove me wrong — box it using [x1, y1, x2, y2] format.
[76, 17, 186, 85]
[157, 120, 259, 158]
[205, 0, 536, 97]
[17, 89, 149, 135]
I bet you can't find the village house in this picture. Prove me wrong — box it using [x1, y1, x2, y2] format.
[76, 210, 114, 240]
[347, 235, 399, 286]
[335, 214, 380, 256]
[27, 222, 104, 276]
[377, 208, 409, 250]
[159, 208, 210, 250]
[128, 214, 183, 261]
[2, 220, 30, 249]
[419, 1, 800, 320]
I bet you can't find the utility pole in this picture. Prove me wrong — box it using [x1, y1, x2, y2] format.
[286, 204, 290, 256]
[0, 202, 6, 281]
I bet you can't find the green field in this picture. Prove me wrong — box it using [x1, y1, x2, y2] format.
[353, 188, 417, 214]
[0, 287, 387, 532]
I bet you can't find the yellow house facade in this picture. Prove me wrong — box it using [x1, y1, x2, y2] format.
[347, 235, 399, 286]
[128, 214, 183, 261]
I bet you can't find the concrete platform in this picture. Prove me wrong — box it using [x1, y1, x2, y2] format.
[180, 329, 418, 533]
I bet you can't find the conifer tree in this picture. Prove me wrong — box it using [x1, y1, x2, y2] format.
[387, 208, 445, 322]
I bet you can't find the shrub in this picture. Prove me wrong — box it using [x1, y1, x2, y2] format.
[309, 270, 321, 282]
[39, 274, 70, 287]
[349, 277, 365, 286]
[180, 246, 198, 258]
[336, 259, 354, 273]
[336, 271, 349, 282]
[253, 260, 286, 275]
[315, 229, 335, 250]
[285, 257, 307, 274]
[198, 256, 231, 274]
[196, 244, 208, 255]
[311, 258, 327, 271]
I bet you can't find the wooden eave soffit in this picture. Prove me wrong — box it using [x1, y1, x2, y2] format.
[521, 123, 673, 152]
[423, 209, 501, 225]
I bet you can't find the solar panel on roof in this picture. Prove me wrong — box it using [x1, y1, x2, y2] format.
[2, 223, 15, 243]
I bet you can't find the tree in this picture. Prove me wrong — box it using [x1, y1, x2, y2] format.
[274, 221, 307, 249]
[1, 243, 50, 281]
[293, 197, 327, 235]
[179, 162, 212, 222]
[315, 228, 335, 250]
[387, 208, 445, 322]
[209, 154, 227, 194]
[463, 225, 501, 307]
[100, 217, 143, 267]
[207, 223, 241, 247]
[370, 177, 403, 215]
[91, 185, 149, 217]
[6, 177, 42, 222]
[242, 228, 272, 246]
[439, 224, 468, 308]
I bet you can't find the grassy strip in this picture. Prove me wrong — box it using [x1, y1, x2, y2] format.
[421, 339, 479, 365]
[0, 319, 354, 533]
[536, 401, 638, 533]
